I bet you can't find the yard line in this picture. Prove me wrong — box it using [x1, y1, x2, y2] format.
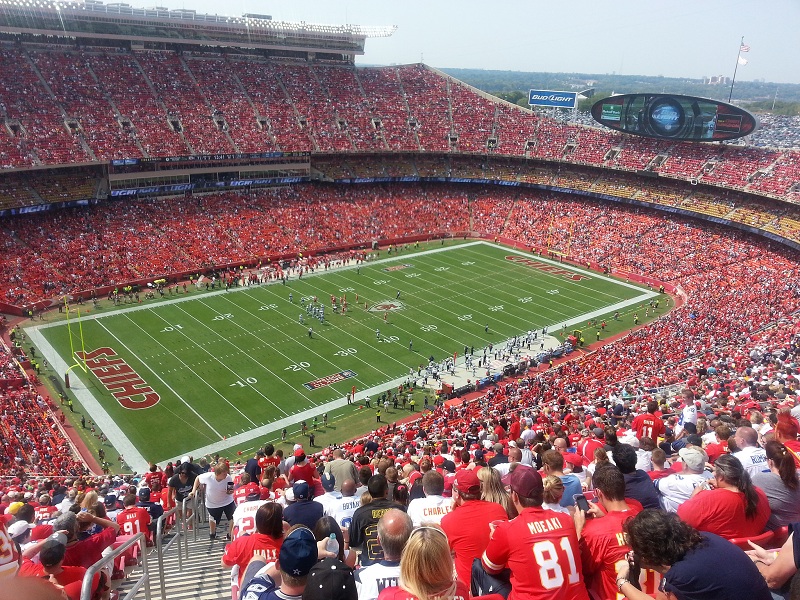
[222, 290, 401, 384]
[25, 327, 150, 473]
[144, 307, 280, 421]
[105, 318, 225, 438]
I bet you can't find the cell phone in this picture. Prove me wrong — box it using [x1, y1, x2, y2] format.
[573, 494, 591, 513]
[227, 482, 234, 493]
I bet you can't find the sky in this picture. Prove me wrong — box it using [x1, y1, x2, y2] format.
[152, 0, 799, 84]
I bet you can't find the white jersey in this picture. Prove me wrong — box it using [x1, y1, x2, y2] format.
[733, 446, 770, 477]
[231, 499, 269, 539]
[327, 494, 361, 530]
[405, 495, 453, 527]
[313, 491, 342, 516]
[355, 560, 401, 600]
[655, 472, 709, 512]
[197, 472, 234, 509]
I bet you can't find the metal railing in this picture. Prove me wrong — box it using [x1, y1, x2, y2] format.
[155, 505, 183, 599]
[81, 532, 150, 600]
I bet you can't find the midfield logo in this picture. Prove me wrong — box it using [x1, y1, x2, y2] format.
[383, 264, 412, 272]
[369, 301, 404, 312]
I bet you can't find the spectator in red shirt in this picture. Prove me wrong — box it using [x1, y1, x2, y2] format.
[54, 509, 119, 569]
[222, 501, 283, 585]
[289, 450, 317, 485]
[630, 400, 666, 442]
[441, 468, 507, 586]
[234, 473, 261, 505]
[677, 453, 770, 539]
[116, 494, 152, 542]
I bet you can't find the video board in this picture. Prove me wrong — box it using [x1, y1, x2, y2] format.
[590, 94, 757, 142]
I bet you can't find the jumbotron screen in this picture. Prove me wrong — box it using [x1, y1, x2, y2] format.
[591, 93, 758, 142]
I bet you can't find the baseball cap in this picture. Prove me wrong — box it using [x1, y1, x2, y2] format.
[454, 469, 481, 494]
[303, 557, 357, 600]
[678, 447, 708, 472]
[7, 502, 24, 515]
[7, 520, 34, 539]
[181, 456, 190, 464]
[279, 526, 318, 577]
[104, 493, 118, 507]
[321, 472, 335, 492]
[293, 480, 310, 501]
[502, 466, 544, 499]
[593, 427, 604, 437]
[294, 448, 306, 458]
[39, 533, 68, 567]
[137, 488, 151, 502]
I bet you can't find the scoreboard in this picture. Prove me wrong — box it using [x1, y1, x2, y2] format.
[591, 94, 758, 142]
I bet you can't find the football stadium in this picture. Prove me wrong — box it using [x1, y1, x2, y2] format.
[0, 2, 798, 599]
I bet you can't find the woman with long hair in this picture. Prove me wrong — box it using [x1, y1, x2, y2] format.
[752, 440, 800, 529]
[677, 453, 771, 539]
[221, 502, 284, 585]
[378, 526, 468, 600]
[477, 466, 514, 518]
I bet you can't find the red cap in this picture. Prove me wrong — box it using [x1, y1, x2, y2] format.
[454, 469, 481, 494]
[294, 448, 305, 458]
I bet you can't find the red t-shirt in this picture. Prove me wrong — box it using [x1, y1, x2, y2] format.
[377, 579, 469, 600]
[482, 506, 589, 600]
[441, 500, 508, 586]
[579, 504, 661, 599]
[0, 517, 19, 580]
[233, 483, 260, 505]
[630, 414, 665, 441]
[577, 439, 604, 462]
[34, 505, 59, 523]
[289, 462, 316, 485]
[222, 532, 282, 584]
[677, 487, 770, 539]
[63, 526, 118, 568]
[258, 456, 281, 472]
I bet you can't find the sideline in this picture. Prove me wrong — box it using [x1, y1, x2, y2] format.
[27, 241, 658, 471]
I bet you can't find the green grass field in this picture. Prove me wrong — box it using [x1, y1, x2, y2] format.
[28, 241, 657, 470]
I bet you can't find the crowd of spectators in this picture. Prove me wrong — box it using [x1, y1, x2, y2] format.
[5, 314, 800, 597]
[1, 164, 800, 307]
[0, 44, 798, 203]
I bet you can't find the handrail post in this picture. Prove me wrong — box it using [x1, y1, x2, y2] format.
[155, 504, 181, 599]
[80, 532, 149, 600]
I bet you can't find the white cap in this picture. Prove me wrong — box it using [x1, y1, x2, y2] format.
[181, 456, 190, 463]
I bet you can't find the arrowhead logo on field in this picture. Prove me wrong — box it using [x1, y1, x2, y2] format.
[369, 301, 404, 312]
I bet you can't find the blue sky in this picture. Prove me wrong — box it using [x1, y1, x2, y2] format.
[155, 0, 799, 83]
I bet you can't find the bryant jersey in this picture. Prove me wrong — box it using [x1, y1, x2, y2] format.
[327, 495, 361, 531]
[483, 506, 589, 600]
[579, 507, 661, 600]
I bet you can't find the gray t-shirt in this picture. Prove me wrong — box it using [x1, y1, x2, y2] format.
[751, 471, 800, 529]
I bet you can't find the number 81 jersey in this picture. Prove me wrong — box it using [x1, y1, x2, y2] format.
[482, 507, 589, 600]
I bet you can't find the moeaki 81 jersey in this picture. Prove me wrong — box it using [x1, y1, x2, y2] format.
[482, 506, 589, 600]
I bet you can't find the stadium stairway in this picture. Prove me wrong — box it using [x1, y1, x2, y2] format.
[116, 521, 230, 600]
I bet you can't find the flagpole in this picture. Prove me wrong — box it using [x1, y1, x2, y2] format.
[728, 36, 744, 103]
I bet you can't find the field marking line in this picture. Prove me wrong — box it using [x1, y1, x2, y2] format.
[27, 241, 487, 331]
[118, 313, 259, 427]
[219, 289, 401, 389]
[25, 326, 150, 473]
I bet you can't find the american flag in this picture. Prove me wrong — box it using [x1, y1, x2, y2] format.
[740, 43, 750, 52]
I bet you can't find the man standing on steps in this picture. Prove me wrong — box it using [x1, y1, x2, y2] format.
[192, 463, 235, 541]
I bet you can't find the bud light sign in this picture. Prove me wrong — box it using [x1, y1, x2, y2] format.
[528, 90, 577, 109]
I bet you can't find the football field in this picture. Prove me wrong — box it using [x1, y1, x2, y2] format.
[28, 241, 657, 471]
